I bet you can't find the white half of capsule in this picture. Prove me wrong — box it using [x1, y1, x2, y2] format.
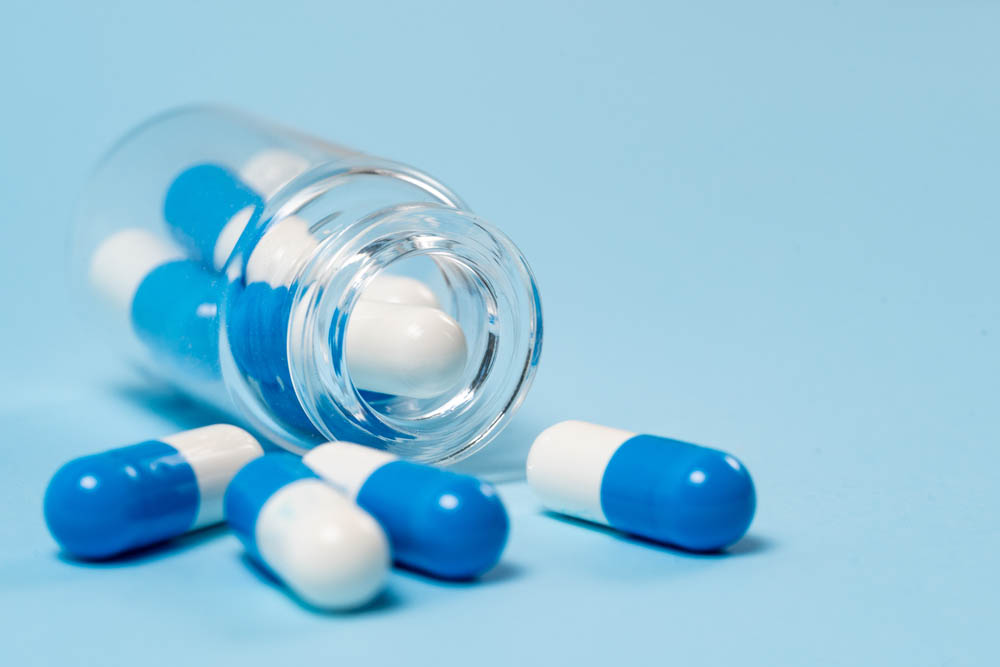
[242, 214, 318, 287]
[254, 478, 390, 610]
[302, 442, 397, 499]
[161, 424, 264, 528]
[241, 149, 311, 199]
[345, 300, 468, 398]
[89, 228, 184, 310]
[526, 420, 637, 525]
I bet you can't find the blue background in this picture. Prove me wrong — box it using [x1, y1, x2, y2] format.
[1, 1, 997, 664]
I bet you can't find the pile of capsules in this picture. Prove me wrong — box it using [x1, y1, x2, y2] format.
[44, 420, 757, 611]
[60, 148, 757, 610]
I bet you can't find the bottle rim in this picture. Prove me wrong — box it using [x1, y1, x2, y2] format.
[219, 161, 543, 464]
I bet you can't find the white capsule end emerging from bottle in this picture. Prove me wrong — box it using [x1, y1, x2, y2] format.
[345, 301, 468, 398]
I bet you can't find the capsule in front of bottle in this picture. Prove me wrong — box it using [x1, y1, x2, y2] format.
[224, 453, 390, 611]
[303, 442, 509, 580]
[526, 420, 756, 552]
[43, 424, 263, 559]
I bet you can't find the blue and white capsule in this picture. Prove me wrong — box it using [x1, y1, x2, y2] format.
[303, 442, 509, 580]
[224, 454, 390, 610]
[526, 421, 756, 552]
[89, 227, 223, 376]
[44, 425, 263, 560]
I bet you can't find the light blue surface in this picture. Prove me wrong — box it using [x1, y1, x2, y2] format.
[1, 2, 997, 665]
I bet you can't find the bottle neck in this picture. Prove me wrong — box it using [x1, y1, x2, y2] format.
[221, 162, 542, 464]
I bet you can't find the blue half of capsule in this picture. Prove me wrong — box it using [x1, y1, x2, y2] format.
[302, 444, 510, 580]
[43, 426, 263, 560]
[600, 435, 757, 552]
[44, 441, 199, 560]
[131, 259, 223, 378]
[163, 163, 262, 263]
[359, 461, 510, 579]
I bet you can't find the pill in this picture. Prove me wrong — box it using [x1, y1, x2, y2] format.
[526, 421, 756, 551]
[303, 442, 509, 579]
[89, 228, 223, 376]
[224, 453, 390, 610]
[43, 425, 263, 560]
[344, 300, 468, 398]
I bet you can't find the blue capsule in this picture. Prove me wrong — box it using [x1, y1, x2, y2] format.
[303, 442, 509, 579]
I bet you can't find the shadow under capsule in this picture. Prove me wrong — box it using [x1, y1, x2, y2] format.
[236, 552, 403, 616]
[55, 523, 229, 568]
[392, 559, 527, 588]
[106, 379, 287, 452]
[108, 379, 242, 433]
[541, 510, 776, 558]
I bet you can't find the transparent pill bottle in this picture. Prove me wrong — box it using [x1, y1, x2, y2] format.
[75, 106, 542, 464]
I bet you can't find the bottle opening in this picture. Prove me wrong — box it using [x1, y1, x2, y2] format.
[220, 168, 542, 464]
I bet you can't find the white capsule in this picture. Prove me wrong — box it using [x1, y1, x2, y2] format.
[345, 300, 468, 398]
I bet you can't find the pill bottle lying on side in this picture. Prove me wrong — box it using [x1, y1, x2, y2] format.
[74, 106, 542, 464]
